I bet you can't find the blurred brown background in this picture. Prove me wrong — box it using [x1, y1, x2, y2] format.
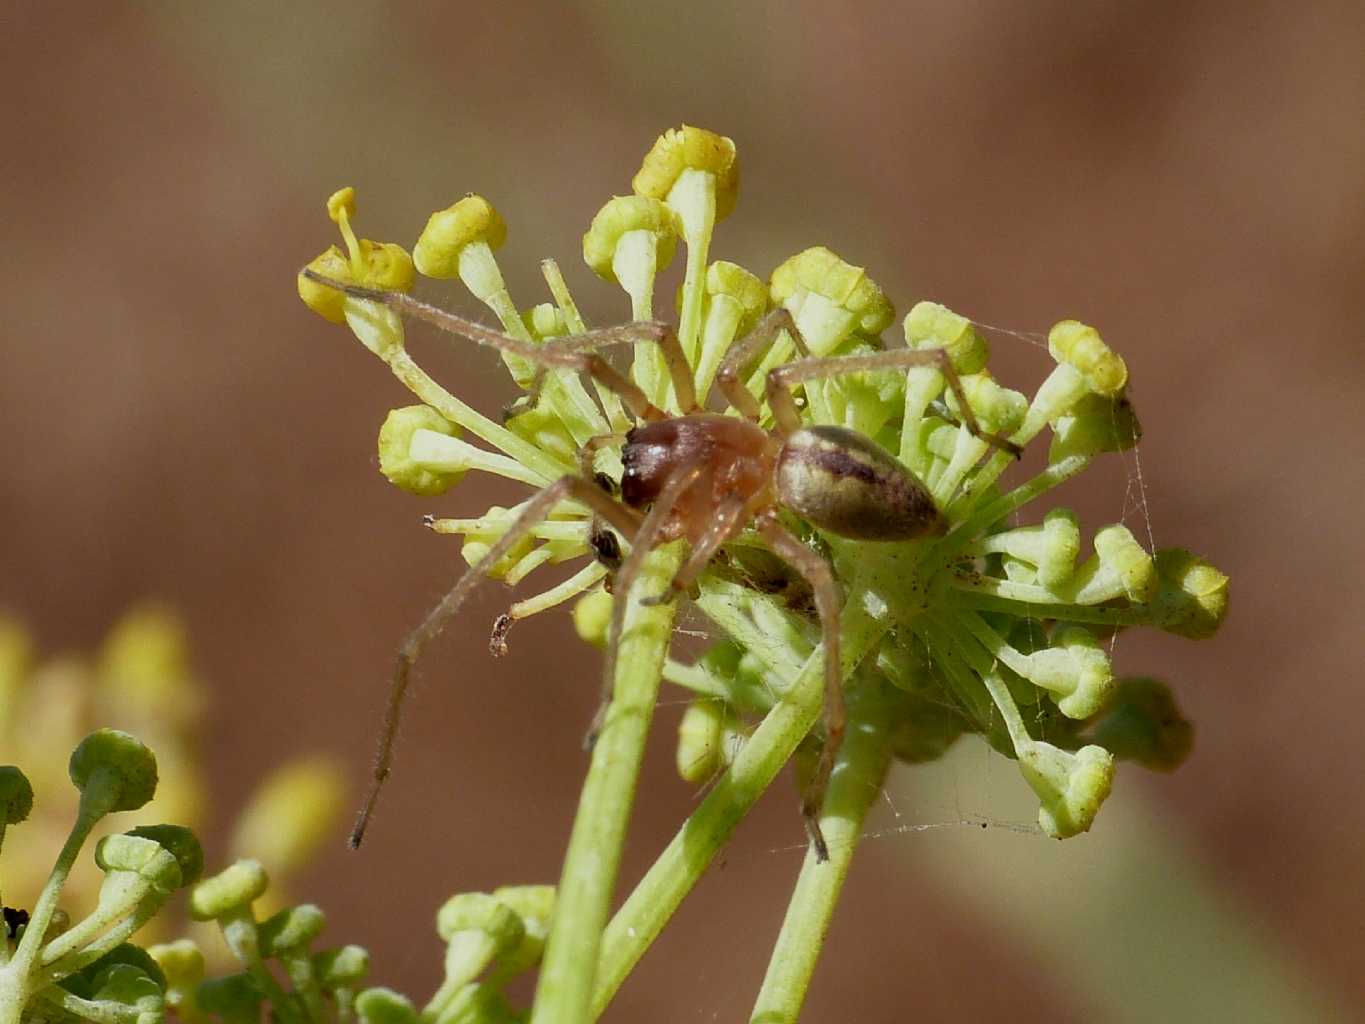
[3, 2, 1363, 1020]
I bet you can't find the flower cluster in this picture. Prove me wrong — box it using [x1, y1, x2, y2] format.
[1, 730, 195, 1024]
[0, 612, 345, 953]
[2, 727, 553, 1024]
[298, 125, 1227, 844]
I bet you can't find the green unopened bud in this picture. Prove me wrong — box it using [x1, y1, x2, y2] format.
[414, 195, 508, 280]
[1147, 549, 1229, 639]
[677, 700, 725, 783]
[692, 261, 769, 401]
[356, 987, 418, 1024]
[1088, 677, 1193, 771]
[949, 373, 1027, 435]
[195, 974, 263, 1024]
[1048, 320, 1127, 396]
[378, 405, 463, 496]
[522, 302, 567, 341]
[314, 945, 370, 988]
[189, 860, 268, 921]
[436, 892, 522, 945]
[979, 509, 1080, 590]
[94, 833, 183, 894]
[433, 893, 524, 996]
[1049, 392, 1142, 462]
[487, 885, 555, 980]
[573, 589, 614, 650]
[506, 401, 577, 467]
[1025, 625, 1114, 719]
[770, 247, 894, 352]
[632, 125, 739, 221]
[258, 904, 326, 957]
[583, 195, 679, 283]
[127, 824, 204, 886]
[903, 301, 989, 374]
[1, 766, 33, 824]
[707, 260, 767, 333]
[1019, 741, 1114, 838]
[69, 729, 158, 813]
[1061, 524, 1157, 605]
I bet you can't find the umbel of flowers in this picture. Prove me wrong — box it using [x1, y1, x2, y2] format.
[297, 125, 1227, 1021]
[2, 732, 551, 1024]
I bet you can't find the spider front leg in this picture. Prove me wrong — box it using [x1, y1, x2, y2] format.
[713, 307, 811, 422]
[766, 348, 1024, 457]
[639, 494, 748, 607]
[351, 473, 642, 848]
[756, 512, 843, 863]
[300, 271, 693, 421]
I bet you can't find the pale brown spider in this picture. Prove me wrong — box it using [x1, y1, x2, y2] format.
[303, 270, 1019, 860]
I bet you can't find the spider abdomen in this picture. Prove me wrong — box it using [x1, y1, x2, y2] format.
[776, 425, 947, 541]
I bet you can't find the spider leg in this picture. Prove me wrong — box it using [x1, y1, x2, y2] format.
[586, 459, 708, 748]
[350, 474, 642, 849]
[766, 348, 1024, 456]
[640, 495, 748, 606]
[301, 272, 677, 422]
[714, 307, 811, 423]
[756, 512, 842, 863]
[546, 322, 698, 415]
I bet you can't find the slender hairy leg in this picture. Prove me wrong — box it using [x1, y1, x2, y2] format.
[351, 475, 642, 848]
[301, 271, 672, 422]
[767, 349, 1024, 456]
[756, 512, 842, 863]
[543, 323, 699, 415]
[586, 460, 708, 748]
[642, 496, 747, 606]
[713, 308, 809, 423]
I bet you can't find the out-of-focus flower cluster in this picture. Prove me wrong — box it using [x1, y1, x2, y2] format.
[0, 612, 345, 945]
[3, 725, 548, 1024]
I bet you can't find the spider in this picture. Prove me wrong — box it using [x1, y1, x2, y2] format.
[303, 269, 1020, 861]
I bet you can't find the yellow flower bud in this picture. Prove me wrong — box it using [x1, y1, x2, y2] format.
[573, 590, 613, 650]
[357, 239, 416, 292]
[770, 246, 894, 337]
[413, 195, 507, 279]
[1048, 320, 1128, 396]
[297, 246, 354, 324]
[632, 125, 739, 220]
[326, 186, 357, 224]
[706, 260, 768, 335]
[582, 195, 679, 283]
[378, 405, 464, 497]
[903, 301, 989, 374]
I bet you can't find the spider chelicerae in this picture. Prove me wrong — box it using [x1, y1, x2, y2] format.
[302, 269, 1020, 860]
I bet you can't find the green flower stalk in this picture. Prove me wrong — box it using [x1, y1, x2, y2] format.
[298, 124, 1228, 1021]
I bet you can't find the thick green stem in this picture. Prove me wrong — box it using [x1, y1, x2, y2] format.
[750, 683, 896, 1023]
[591, 603, 889, 1018]
[528, 544, 683, 1024]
